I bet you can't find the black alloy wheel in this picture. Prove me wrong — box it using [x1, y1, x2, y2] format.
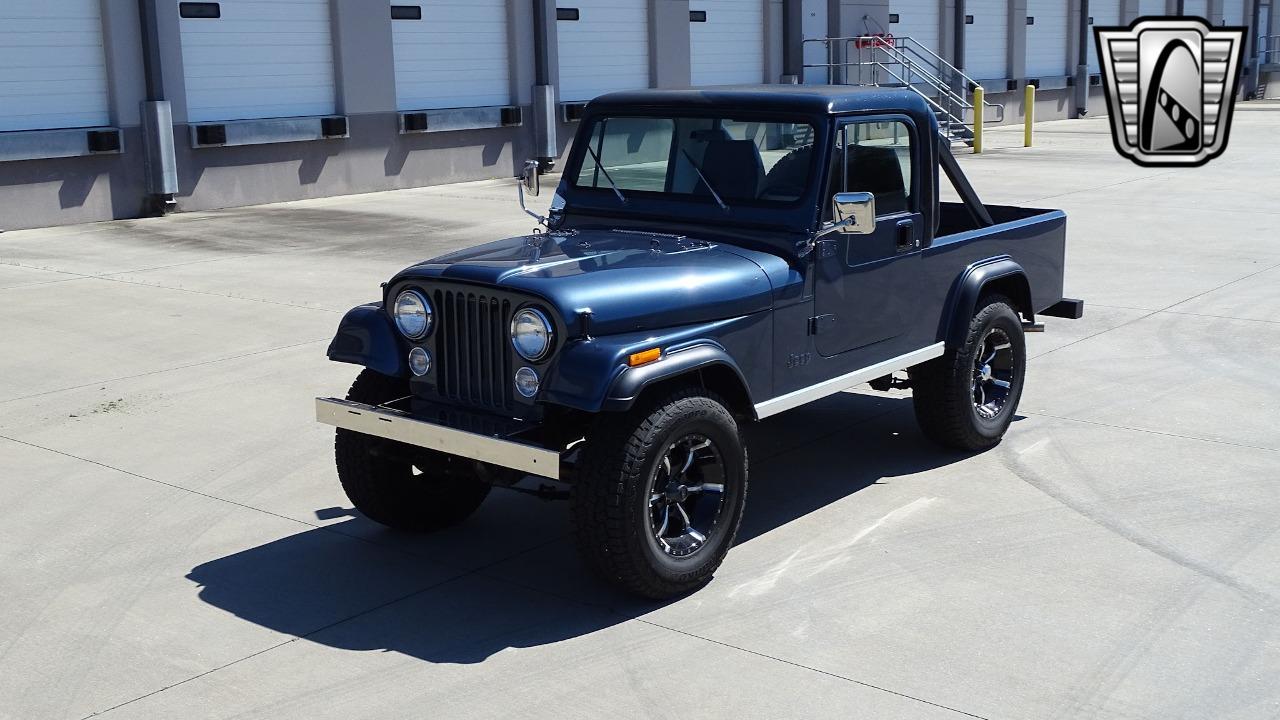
[971, 327, 1017, 420]
[647, 435, 727, 558]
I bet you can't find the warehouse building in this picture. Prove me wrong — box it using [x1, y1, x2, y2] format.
[0, 0, 1276, 230]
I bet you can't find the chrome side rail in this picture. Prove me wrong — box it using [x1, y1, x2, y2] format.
[315, 397, 560, 479]
[753, 342, 945, 419]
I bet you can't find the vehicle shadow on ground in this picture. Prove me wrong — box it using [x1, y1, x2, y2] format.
[187, 391, 973, 664]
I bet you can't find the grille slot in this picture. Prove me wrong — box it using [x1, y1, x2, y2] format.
[435, 289, 511, 411]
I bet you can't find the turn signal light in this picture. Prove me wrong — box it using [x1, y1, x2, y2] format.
[628, 348, 662, 367]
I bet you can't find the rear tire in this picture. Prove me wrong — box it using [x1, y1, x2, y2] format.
[910, 295, 1027, 451]
[335, 369, 490, 531]
[571, 388, 747, 599]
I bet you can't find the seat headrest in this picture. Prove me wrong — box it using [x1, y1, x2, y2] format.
[697, 139, 765, 200]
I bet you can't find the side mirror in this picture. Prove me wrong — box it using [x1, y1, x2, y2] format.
[831, 192, 875, 234]
[520, 159, 540, 197]
[516, 159, 547, 226]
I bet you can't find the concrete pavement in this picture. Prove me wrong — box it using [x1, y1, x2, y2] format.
[2, 104, 1278, 719]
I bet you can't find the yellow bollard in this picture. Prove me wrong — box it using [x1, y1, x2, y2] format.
[973, 86, 984, 154]
[1024, 83, 1036, 147]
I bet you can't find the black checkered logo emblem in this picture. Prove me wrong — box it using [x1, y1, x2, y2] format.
[1095, 17, 1246, 167]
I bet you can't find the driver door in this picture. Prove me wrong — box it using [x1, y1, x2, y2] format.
[813, 117, 924, 361]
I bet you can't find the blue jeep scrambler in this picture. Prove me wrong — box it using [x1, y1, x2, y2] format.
[317, 86, 1083, 599]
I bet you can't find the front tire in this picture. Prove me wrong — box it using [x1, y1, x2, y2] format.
[571, 388, 748, 599]
[910, 295, 1027, 451]
[335, 369, 491, 531]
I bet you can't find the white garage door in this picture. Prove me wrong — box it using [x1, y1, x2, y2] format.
[0, 0, 110, 132]
[391, 1, 510, 109]
[1138, 0, 1167, 18]
[1088, 0, 1121, 73]
[180, 0, 336, 122]
[1026, 0, 1069, 77]
[1223, 0, 1247, 26]
[690, 1, 765, 85]
[965, 0, 1009, 79]
[1182, 0, 1208, 18]
[890, 0, 941, 57]
[557, 0, 649, 102]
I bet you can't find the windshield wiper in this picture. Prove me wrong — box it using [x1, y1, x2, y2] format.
[584, 144, 627, 206]
[681, 149, 729, 212]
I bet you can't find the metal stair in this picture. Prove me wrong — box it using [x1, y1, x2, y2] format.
[802, 35, 1003, 145]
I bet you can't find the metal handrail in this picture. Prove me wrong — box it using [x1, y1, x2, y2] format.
[851, 38, 976, 113]
[1263, 35, 1280, 64]
[800, 35, 1003, 129]
[867, 59, 968, 135]
[799, 34, 1010, 144]
[880, 35, 984, 95]
[801, 35, 983, 92]
[858, 36, 1006, 122]
[849, 42, 971, 133]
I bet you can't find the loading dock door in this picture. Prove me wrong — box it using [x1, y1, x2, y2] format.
[965, 0, 1010, 79]
[890, 0, 941, 57]
[1137, 0, 1166, 18]
[179, 0, 336, 122]
[1026, 0, 1070, 77]
[557, 0, 650, 102]
[690, 1, 765, 85]
[391, 0, 510, 109]
[1223, 0, 1247, 26]
[1088, 0, 1121, 74]
[1183, 0, 1209, 19]
[0, 0, 110, 131]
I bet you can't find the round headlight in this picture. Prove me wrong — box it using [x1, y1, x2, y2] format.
[393, 290, 432, 339]
[510, 308, 553, 361]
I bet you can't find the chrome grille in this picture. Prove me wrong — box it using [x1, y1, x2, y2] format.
[434, 289, 512, 411]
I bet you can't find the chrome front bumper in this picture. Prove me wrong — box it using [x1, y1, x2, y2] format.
[315, 397, 560, 479]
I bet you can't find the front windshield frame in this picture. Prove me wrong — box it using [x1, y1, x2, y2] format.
[564, 109, 824, 215]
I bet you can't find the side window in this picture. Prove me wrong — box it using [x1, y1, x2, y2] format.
[827, 120, 914, 219]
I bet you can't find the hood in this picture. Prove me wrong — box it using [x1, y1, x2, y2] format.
[393, 229, 779, 336]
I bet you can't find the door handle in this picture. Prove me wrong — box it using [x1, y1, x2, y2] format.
[896, 219, 916, 252]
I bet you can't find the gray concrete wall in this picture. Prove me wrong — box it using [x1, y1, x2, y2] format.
[171, 116, 529, 214]
[331, 0, 397, 115]
[651, 0, 693, 87]
[0, 129, 149, 230]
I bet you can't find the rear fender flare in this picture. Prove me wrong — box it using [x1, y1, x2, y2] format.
[941, 257, 1032, 348]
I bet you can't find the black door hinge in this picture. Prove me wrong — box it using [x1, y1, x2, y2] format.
[808, 314, 836, 335]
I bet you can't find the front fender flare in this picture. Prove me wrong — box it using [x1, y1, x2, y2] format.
[326, 303, 405, 377]
[538, 315, 763, 415]
[602, 344, 751, 413]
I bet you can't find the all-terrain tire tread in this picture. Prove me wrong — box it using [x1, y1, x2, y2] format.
[571, 388, 746, 599]
[335, 369, 490, 531]
[910, 295, 1023, 451]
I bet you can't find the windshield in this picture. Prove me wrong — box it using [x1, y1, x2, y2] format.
[573, 115, 818, 207]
